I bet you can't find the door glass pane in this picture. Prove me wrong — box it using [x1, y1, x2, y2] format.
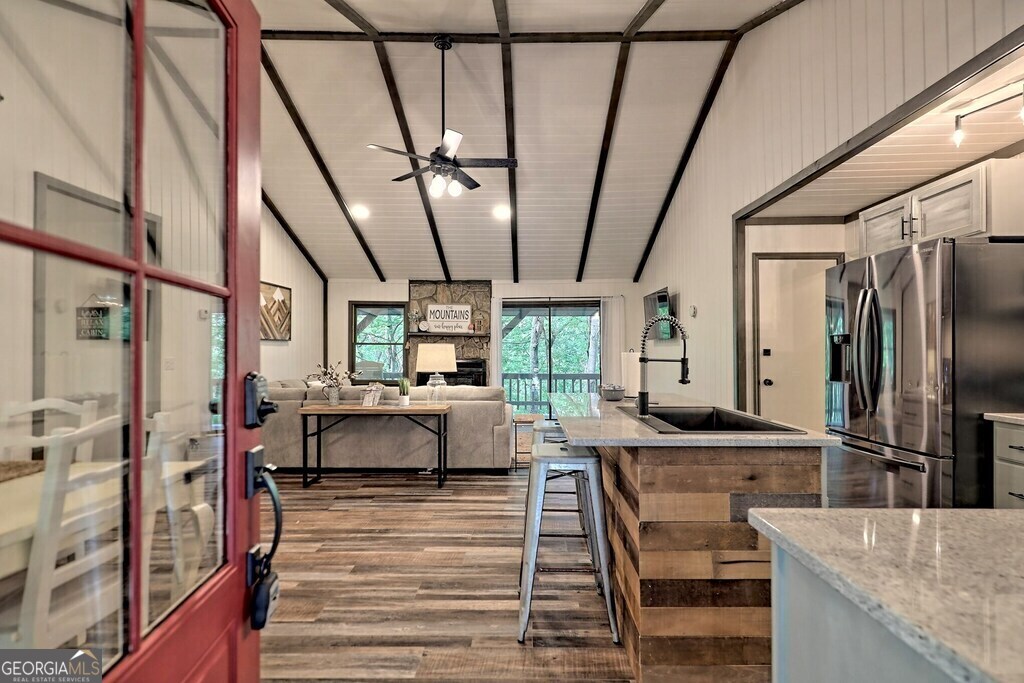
[550, 304, 601, 396]
[0, 243, 128, 670]
[143, 0, 226, 284]
[0, 1, 129, 253]
[143, 283, 225, 631]
[501, 306, 550, 415]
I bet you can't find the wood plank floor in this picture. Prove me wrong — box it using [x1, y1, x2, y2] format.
[260, 469, 633, 681]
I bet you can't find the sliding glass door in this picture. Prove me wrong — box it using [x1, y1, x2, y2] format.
[501, 302, 601, 415]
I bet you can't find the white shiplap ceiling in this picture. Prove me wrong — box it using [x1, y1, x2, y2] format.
[756, 54, 1024, 219]
[254, 0, 795, 280]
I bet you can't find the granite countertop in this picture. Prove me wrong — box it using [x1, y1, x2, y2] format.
[985, 413, 1024, 427]
[749, 508, 1024, 683]
[549, 393, 838, 447]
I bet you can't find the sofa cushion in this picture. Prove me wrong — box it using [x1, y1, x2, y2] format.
[268, 387, 307, 401]
[278, 379, 309, 389]
[407, 385, 506, 402]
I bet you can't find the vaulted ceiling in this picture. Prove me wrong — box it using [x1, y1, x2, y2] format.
[256, 0, 802, 282]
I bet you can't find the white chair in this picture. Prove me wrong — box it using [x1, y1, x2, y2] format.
[0, 398, 99, 462]
[144, 413, 214, 606]
[0, 415, 141, 649]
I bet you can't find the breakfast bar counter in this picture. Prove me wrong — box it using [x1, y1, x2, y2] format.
[550, 393, 838, 682]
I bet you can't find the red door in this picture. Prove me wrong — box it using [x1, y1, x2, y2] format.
[0, 0, 262, 680]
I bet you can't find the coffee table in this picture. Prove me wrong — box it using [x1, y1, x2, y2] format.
[297, 404, 451, 488]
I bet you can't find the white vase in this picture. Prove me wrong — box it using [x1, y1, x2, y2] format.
[398, 395, 410, 407]
[323, 386, 340, 406]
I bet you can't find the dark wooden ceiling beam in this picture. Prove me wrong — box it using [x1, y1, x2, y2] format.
[317, 0, 453, 281]
[735, 0, 807, 35]
[261, 45, 386, 281]
[576, 0, 665, 281]
[373, 42, 453, 282]
[492, 0, 519, 282]
[632, 37, 739, 282]
[576, 43, 630, 282]
[261, 29, 735, 43]
[262, 190, 328, 283]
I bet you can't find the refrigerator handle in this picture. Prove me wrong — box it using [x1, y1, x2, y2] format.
[852, 288, 868, 410]
[865, 288, 883, 412]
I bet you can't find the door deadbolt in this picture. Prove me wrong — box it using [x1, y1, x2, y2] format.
[763, 379, 774, 387]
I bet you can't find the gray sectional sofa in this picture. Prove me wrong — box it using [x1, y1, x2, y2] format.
[260, 380, 513, 471]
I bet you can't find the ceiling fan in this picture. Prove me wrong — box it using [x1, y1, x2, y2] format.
[367, 34, 518, 198]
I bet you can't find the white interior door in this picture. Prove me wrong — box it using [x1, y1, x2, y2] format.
[756, 257, 838, 431]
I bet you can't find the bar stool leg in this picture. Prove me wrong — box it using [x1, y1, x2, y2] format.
[585, 461, 619, 644]
[518, 461, 548, 642]
[576, 472, 603, 595]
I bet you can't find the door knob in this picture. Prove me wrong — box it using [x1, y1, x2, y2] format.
[763, 379, 774, 387]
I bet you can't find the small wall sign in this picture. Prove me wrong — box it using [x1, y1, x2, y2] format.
[77, 306, 111, 340]
[426, 304, 472, 333]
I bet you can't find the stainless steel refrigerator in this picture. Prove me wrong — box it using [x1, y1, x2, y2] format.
[824, 238, 1024, 508]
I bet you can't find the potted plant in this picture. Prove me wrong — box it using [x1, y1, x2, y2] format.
[307, 362, 360, 406]
[398, 378, 411, 407]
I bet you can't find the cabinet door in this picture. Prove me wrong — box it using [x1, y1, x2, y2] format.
[994, 458, 1024, 509]
[860, 196, 910, 255]
[913, 167, 986, 241]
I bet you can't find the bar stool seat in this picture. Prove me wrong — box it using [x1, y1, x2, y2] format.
[518, 443, 619, 644]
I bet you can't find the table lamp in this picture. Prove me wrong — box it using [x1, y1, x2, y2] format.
[416, 343, 457, 403]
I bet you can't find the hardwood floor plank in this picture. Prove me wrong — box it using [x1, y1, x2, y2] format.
[261, 473, 632, 681]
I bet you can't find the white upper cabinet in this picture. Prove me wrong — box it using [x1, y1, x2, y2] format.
[857, 159, 1024, 256]
[913, 166, 986, 242]
[860, 196, 912, 255]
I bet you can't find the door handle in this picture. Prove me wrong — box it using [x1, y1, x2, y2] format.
[762, 379, 774, 387]
[1009, 492, 1024, 501]
[842, 442, 928, 473]
[852, 289, 868, 410]
[1009, 445, 1024, 452]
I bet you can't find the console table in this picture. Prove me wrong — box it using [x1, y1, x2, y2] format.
[297, 404, 451, 488]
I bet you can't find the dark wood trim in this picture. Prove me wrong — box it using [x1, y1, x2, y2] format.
[624, 0, 668, 37]
[37, 0, 122, 25]
[260, 29, 735, 43]
[323, 0, 379, 38]
[577, 42, 631, 282]
[349, 300, 409, 382]
[736, 0, 807, 35]
[633, 37, 739, 282]
[840, 137, 1024, 223]
[373, 43, 453, 282]
[733, 24, 1024, 222]
[323, 282, 329, 367]
[493, 0, 519, 282]
[261, 189, 328, 283]
[146, 36, 219, 135]
[744, 215, 846, 225]
[261, 46, 386, 281]
[749, 251, 843, 414]
[733, 219, 747, 409]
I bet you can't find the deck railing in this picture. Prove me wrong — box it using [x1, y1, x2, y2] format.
[502, 372, 601, 414]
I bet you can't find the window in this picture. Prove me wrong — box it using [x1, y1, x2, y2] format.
[351, 303, 407, 382]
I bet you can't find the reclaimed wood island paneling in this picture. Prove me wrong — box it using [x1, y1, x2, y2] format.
[551, 394, 838, 683]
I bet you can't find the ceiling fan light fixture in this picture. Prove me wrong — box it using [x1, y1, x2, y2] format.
[952, 115, 964, 148]
[429, 174, 447, 198]
[447, 179, 463, 197]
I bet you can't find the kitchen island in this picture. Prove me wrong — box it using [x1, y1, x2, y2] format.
[550, 393, 838, 682]
[750, 508, 1024, 683]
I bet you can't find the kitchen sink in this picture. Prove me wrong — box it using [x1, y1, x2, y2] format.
[617, 406, 804, 434]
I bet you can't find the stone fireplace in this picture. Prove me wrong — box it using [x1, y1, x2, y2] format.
[408, 280, 491, 385]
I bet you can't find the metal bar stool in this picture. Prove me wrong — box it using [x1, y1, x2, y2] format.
[517, 443, 619, 644]
[532, 419, 566, 445]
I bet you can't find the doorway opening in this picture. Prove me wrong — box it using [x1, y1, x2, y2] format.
[500, 302, 601, 416]
[752, 253, 843, 431]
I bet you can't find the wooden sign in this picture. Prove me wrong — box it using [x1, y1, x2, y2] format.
[426, 304, 472, 333]
[77, 306, 111, 340]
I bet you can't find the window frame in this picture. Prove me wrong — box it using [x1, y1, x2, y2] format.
[349, 301, 408, 385]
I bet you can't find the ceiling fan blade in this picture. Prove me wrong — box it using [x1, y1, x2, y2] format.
[453, 168, 481, 190]
[438, 129, 463, 158]
[367, 144, 431, 162]
[392, 166, 432, 182]
[456, 157, 518, 168]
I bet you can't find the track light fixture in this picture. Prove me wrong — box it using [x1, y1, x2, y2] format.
[951, 82, 1024, 147]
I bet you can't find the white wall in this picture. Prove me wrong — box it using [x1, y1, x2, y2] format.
[743, 223, 847, 407]
[327, 278, 643, 379]
[640, 0, 1024, 406]
[260, 206, 325, 379]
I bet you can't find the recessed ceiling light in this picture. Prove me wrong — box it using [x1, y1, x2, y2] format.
[352, 204, 370, 220]
[493, 204, 511, 220]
